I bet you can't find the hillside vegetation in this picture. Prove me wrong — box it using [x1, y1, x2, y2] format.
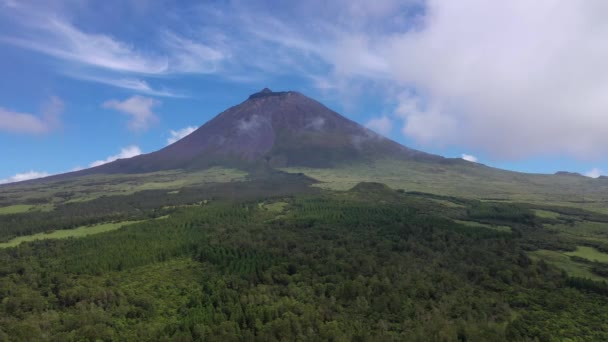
[1, 179, 608, 341]
[282, 159, 608, 210]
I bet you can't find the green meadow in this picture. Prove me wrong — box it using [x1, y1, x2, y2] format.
[0, 221, 139, 248]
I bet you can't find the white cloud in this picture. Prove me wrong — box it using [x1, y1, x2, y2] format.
[306, 117, 326, 130]
[0, 108, 50, 134]
[0, 96, 63, 134]
[365, 116, 393, 136]
[1, 145, 143, 183]
[161, 31, 226, 73]
[237, 114, 265, 133]
[0, 5, 228, 94]
[89, 145, 142, 167]
[585, 168, 602, 179]
[2, 17, 168, 74]
[378, 1, 608, 158]
[0, 9, 229, 75]
[0, 170, 49, 184]
[1, 0, 18, 9]
[461, 154, 478, 163]
[167, 126, 197, 145]
[103, 96, 160, 131]
[71, 75, 184, 98]
[191, 1, 608, 160]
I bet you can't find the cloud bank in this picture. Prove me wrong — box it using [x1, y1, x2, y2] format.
[194, 0, 608, 161]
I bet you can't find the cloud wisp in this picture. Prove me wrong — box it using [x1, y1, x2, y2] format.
[365, 116, 393, 136]
[103, 96, 160, 131]
[461, 154, 478, 163]
[70, 75, 184, 98]
[0, 4, 226, 94]
[0, 170, 49, 184]
[0, 97, 63, 134]
[585, 168, 603, 179]
[167, 126, 197, 145]
[1, 144, 145, 184]
[89, 145, 142, 167]
[2, 17, 169, 74]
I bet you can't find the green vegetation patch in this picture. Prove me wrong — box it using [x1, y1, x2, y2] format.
[454, 220, 512, 232]
[0, 204, 54, 215]
[533, 209, 561, 219]
[0, 204, 35, 214]
[428, 198, 465, 208]
[0, 221, 139, 248]
[529, 249, 606, 281]
[565, 246, 608, 263]
[546, 220, 608, 241]
[261, 201, 288, 213]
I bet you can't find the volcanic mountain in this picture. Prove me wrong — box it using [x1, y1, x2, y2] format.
[78, 88, 445, 175]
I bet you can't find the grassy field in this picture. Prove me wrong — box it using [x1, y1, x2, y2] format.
[565, 246, 608, 263]
[0, 221, 139, 248]
[528, 249, 606, 281]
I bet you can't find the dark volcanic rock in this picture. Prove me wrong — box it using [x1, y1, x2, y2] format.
[554, 171, 584, 177]
[72, 89, 444, 175]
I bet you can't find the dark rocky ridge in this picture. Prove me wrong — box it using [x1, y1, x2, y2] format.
[68, 89, 446, 176]
[554, 171, 584, 177]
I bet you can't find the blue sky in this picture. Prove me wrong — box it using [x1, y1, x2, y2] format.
[1, 0, 608, 183]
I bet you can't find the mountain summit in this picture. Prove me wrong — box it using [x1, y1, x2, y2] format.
[81, 89, 442, 174]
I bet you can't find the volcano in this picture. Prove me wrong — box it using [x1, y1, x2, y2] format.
[77, 88, 445, 175]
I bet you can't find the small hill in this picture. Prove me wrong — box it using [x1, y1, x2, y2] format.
[350, 182, 394, 194]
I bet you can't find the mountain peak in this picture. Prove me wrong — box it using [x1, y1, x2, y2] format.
[248, 88, 291, 100]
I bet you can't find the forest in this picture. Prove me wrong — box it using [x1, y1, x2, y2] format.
[1, 181, 607, 341]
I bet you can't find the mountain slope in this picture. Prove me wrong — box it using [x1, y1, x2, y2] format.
[79, 88, 444, 175]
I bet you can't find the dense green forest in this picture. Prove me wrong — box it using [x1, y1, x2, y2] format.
[1, 182, 608, 341]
